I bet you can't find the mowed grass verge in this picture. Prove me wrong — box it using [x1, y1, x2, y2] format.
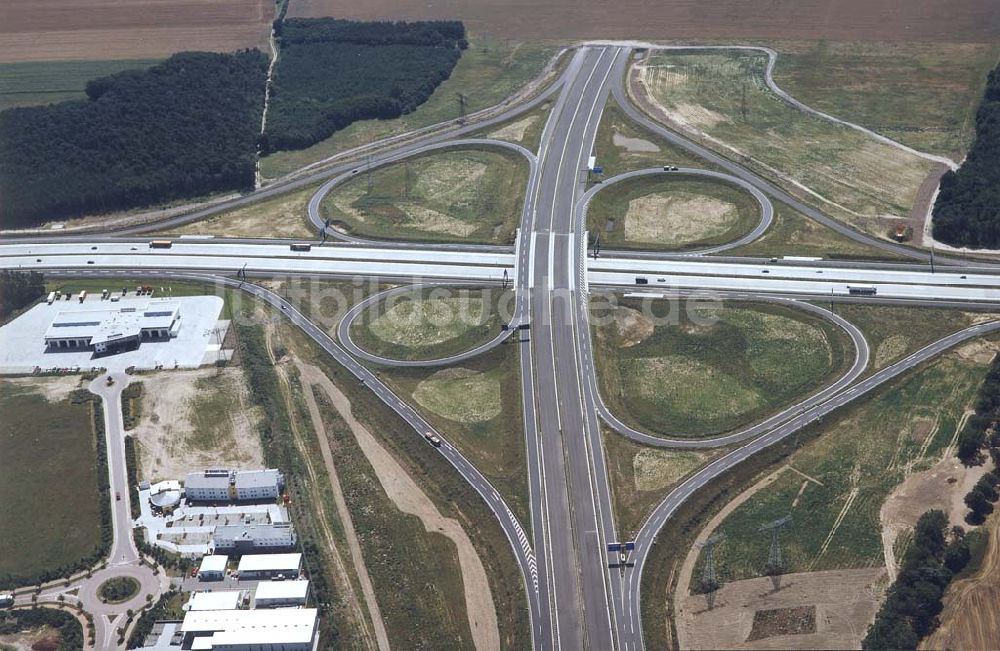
[633, 50, 935, 235]
[378, 343, 529, 532]
[592, 297, 849, 438]
[0, 58, 159, 112]
[260, 37, 559, 178]
[321, 146, 528, 244]
[0, 379, 102, 584]
[349, 287, 510, 361]
[687, 341, 995, 587]
[586, 173, 760, 251]
[162, 182, 318, 240]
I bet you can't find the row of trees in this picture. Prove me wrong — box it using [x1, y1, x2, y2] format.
[0, 270, 44, 320]
[0, 51, 267, 227]
[862, 510, 974, 650]
[263, 20, 466, 153]
[956, 354, 1000, 465]
[931, 62, 1000, 247]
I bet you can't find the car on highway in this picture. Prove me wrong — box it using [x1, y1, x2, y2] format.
[424, 432, 442, 447]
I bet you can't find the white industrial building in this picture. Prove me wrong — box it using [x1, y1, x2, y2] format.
[236, 553, 301, 580]
[185, 469, 284, 503]
[253, 580, 309, 608]
[184, 591, 244, 612]
[180, 608, 318, 651]
[197, 555, 228, 581]
[44, 300, 181, 354]
[212, 523, 297, 554]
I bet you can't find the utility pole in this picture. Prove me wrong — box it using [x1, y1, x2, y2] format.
[930, 245, 935, 274]
[698, 533, 725, 594]
[593, 232, 601, 259]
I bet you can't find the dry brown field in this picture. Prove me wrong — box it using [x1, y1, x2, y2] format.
[291, 0, 999, 43]
[0, 0, 273, 63]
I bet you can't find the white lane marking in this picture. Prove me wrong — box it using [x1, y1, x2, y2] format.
[547, 234, 556, 290]
[528, 232, 538, 289]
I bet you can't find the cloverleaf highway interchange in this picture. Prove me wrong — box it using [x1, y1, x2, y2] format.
[2, 15, 1000, 651]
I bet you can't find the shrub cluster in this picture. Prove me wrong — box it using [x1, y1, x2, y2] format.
[121, 382, 144, 431]
[0, 51, 267, 227]
[263, 19, 465, 153]
[932, 62, 1000, 247]
[862, 510, 972, 650]
[0, 608, 85, 651]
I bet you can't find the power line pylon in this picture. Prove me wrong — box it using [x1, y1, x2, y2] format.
[760, 515, 792, 575]
[698, 532, 725, 593]
[456, 93, 468, 123]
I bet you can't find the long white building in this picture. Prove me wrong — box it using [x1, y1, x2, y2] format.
[180, 608, 318, 651]
[185, 469, 284, 503]
[44, 300, 181, 354]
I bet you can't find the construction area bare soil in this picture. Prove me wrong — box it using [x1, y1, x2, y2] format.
[130, 367, 264, 482]
[0, 0, 273, 63]
[290, 0, 999, 43]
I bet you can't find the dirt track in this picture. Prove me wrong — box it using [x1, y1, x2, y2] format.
[291, 0, 999, 43]
[301, 362, 500, 651]
[923, 509, 1000, 650]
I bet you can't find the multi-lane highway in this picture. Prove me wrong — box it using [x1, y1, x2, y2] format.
[11, 40, 1000, 651]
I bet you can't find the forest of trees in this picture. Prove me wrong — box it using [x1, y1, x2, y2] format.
[862, 510, 973, 650]
[263, 19, 466, 153]
[0, 51, 267, 227]
[0, 270, 45, 320]
[931, 62, 1000, 247]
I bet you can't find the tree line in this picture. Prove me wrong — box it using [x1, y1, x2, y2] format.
[0, 51, 267, 227]
[956, 353, 1000, 466]
[862, 510, 975, 650]
[262, 19, 466, 153]
[932, 62, 1000, 247]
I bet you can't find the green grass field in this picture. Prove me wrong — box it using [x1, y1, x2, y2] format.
[831, 304, 1000, 371]
[260, 37, 560, 178]
[0, 59, 159, 112]
[726, 201, 907, 261]
[586, 173, 760, 251]
[688, 346, 993, 588]
[0, 379, 102, 584]
[378, 344, 529, 532]
[592, 100, 718, 180]
[603, 428, 721, 538]
[480, 99, 552, 151]
[349, 287, 509, 361]
[320, 146, 528, 244]
[316, 387, 474, 649]
[636, 51, 935, 235]
[592, 298, 849, 438]
[774, 41, 1000, 159]
[163, 183, 318, 240]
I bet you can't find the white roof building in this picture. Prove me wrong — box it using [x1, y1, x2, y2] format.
[184, 591, 243, 612]
[181, 608, 318, 651]
[44, 300, 181, 353]
[236, 553, 301, 576]
[198, 555, 228, 577]
[253, 580, 308, 607]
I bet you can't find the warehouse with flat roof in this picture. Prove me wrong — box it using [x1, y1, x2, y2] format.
[253, 580, 309, 608]
[184, 591, 244, 612]
[180, 608, 318, 651]
[212, 523, 296, 554]
[197, 555, 228, 581]
[44, 300, 181, 354]
[236, 553, 301, 579]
